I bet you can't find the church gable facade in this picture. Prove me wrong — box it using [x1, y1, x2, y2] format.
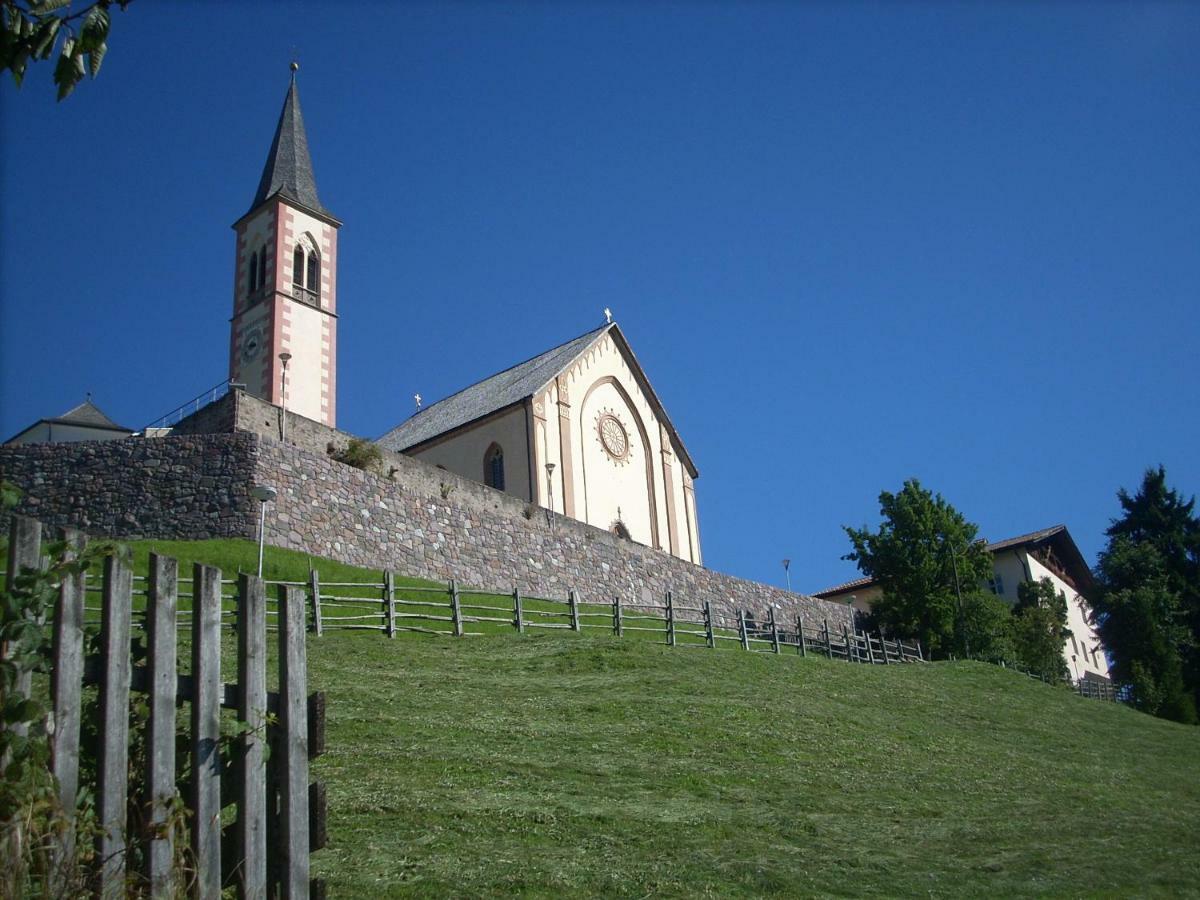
[378, 324, 702, 564]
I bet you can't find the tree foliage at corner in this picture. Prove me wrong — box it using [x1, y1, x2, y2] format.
[1, 0, 130, 100]
[1093, 466, 1199, 724]
[844, 479, 994, 659]
[1011, 578, 1071, 684]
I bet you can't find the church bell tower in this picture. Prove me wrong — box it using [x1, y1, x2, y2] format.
[230, 66, 340, 427]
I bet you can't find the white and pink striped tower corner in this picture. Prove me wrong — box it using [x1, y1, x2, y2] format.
[229, 66, 340, 429]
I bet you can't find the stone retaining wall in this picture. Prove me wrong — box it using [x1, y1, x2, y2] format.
[0, 433, 259, 540]
[1, 421, 855, 630]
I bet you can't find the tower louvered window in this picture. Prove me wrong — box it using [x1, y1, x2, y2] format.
[248, 252, 258, 293]
[258, 246, 267, 291]
[484, 444, 505, 491]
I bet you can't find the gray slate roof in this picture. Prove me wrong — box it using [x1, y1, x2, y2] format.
[377, 325, 609, 452]
[249, 77, 332, 219]
[50, 399, 129, 430]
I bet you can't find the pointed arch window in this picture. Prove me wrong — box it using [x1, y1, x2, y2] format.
[291, 235, 321, 306]
[257, 246, 267, 291]
[484, 443, 505, 492]
[248, 251, 259, 293]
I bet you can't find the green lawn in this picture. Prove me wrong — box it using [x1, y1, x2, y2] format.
[44, 538, 1200, 896]
[306, 630, 1200, 898]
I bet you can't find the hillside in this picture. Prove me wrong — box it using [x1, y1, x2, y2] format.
[305, 630, 1200, 898]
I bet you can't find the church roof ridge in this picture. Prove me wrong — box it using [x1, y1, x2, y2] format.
[376, 324, 610, 453]
[248, 75, 332, 219]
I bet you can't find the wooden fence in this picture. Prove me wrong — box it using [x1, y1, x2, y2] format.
[1, 516, 327, 899]
[301, 571, 926, 664]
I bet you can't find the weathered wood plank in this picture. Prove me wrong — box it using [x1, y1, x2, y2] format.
[48, 528, 86, 891]
[192, 563, 224, 898]
[383, 570, 396, 638]
[449, 580, 463, 637]
[97, 553, 132, 899]
[703, 600, 715, 648]
[568, 589, 581, 633]
[145, 553, 179, 895]
[3, 516, 42, 747]
[879, 631, 890, 665]
[514, 589, 524, 633]
[665, 591, 676, 646]
[738, 609, 750, 651]
[768, 608, 780, 654]
[307, 692, 326, 760]
[842, 624, 854, 663]
[308, 569, 323, 636]
[278, 585, 311, 898]
[308, 782, 327, 852]
[238, 573, 268, 900]
[613, 596, 623, 637]
[796, 616, 807, 657]
[823, 619, 832, 658]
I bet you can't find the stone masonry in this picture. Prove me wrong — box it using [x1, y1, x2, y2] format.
[2, 393, 855, 631]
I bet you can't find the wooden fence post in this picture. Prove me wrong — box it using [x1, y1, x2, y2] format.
[2, 516, 42, 748]
[191, 564, 223, 899]
[237, 573, 268, 900]
[822, 619, 832, 658]
[383, 570, 396, 638]
[613, 596, 623, 637]
[796, 616, 807, 657]
[665, 591, 676, 647]
[308, 569, 323, 636]
[144, 553, 178, 896]
[513, 588, 524, 633]
[49, 529, 86, 891]
[703, 600, 715, 648]
[879, 631, 891, 665]
[917, 640, 924, 662]
[450, 580, 464, 637]
[97, 553, 133, 898]
[569, 589, 581, 633]
[768, 608, 780, 654]
[278, 585, 311, 899]
[842, 624, 854, 663]
[738, 609, 750, 651]
[864, 630, 876, 665]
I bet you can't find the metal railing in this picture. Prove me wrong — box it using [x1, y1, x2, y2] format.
[142, 378, 245, 433]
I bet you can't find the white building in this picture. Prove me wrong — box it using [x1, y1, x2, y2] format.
[377, 323, 702, 564]
[4, 398, 133, 446]
[812, 525, 1110, 682]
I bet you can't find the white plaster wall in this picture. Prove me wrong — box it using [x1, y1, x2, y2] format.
[989, 550, 1028, 603]
[578, 379, 655, 546]
[284, 302, 324, 423]
[232, 303, 271, 400]
[538, 385, 564, 514]
[409, 406, 532, 500]
[1025, 553, 1110, 681]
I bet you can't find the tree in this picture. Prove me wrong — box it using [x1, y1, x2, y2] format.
[844, 479, 993, 658]
[1010, 578, 1071, 684]
[1093, 466, 1199, 724]
[2, 1, 130, 101]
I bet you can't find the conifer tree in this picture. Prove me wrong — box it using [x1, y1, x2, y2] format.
[1093, 466, 1200, 724]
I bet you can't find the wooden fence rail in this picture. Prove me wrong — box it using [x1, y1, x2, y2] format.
[0, 516, 327, 899]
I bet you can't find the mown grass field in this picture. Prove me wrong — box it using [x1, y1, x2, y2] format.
[69, 539, 1200, 896]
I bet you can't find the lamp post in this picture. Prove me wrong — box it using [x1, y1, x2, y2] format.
[251, 484, 277, 577]
[782, 558, 792, 592]
[278, 351, 292, 442]
[544, 462, 556, 528]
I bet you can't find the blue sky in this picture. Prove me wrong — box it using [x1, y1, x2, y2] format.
[2, 2, 1198, 593]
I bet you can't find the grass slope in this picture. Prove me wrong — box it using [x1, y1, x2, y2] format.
[308, 631, 1200, 898]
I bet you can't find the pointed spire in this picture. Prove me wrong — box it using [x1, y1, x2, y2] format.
[249, 70, 332, 218]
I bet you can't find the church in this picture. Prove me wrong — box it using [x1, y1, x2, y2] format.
[226, 72, 703, 564]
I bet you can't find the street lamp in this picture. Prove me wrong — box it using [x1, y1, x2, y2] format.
[278, 352, 292, 443]
[544, 462, 556, 527]
[782, 558, 791, 592]
[251, 484, 277, 577]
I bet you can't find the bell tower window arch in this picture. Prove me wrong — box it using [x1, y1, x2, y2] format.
[291, 233, 321, 306]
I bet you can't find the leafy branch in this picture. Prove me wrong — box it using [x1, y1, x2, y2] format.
[1, 0, 132, 100]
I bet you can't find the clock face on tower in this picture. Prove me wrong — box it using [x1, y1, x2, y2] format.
[240, 325, 264, 365]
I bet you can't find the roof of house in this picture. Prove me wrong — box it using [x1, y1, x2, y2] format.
[248, 76, 334, 221]
[3, 399, 133, 444]
[376, 322, 698, 476]
[811, 524, 1094, 598]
